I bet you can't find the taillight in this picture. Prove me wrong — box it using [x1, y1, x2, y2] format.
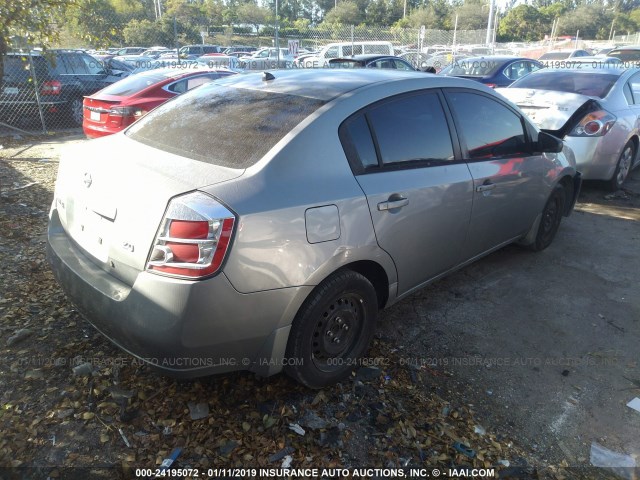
[485, 83, 497, 88]
[568, 110, 616, 137]
[109, 106, 146, 118]
[147, 191, 235, 279]
[41, 80, 61, 95]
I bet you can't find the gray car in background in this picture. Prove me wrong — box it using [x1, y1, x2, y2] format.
[47, 70, 580, 388]
[499, 67, 640, 190]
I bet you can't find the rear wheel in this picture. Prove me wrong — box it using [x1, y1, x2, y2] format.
[608, 141, 635, 191]
[529, 184, 566, 252]
[285, 270, 378, 388]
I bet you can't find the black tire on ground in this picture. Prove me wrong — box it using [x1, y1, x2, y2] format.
[284, 270, 378, 389]
[529, 184, 566, 252]
[607, 141, 635, 191]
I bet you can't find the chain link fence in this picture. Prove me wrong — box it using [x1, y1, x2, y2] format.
[1, 17, 637, 134]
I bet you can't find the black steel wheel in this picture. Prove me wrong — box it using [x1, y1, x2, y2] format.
[530, 184, 566, 252]
[285, 270, 377, 388]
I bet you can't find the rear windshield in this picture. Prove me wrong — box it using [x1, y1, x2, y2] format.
[2, 56, 50, 82]
[441, 58, 500, 76]
[608, 49, 640, 62]
[539, 52, 571, 60]
[511, 71, 619, 98]
[97, 70, 170, 96]
[126, 83, 325, 168]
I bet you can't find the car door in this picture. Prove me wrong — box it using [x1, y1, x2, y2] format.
[443, 89, 544, 259]
[622, 71, 640, 168]
[341, 90, 474, 296]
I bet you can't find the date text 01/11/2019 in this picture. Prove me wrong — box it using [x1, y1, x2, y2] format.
[136, 467, 497, 478]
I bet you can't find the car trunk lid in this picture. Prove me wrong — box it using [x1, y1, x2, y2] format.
[498, 88, 602, 136]
[54, 134, 243, 280]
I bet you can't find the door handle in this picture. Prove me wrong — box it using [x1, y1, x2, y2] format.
[476, 183, 496, 192]
[378, 196, 409, 211]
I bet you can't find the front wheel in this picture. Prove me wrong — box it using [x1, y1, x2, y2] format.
[607, 141, 635, 191]
[285, 270, 378, 388]
[68, 98, 84, 127]
[529, 184, 566, 252]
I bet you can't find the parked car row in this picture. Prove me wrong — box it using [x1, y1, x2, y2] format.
[3, 46, 640, 192]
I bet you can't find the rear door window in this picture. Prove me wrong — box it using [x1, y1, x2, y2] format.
[63, 53, 89, 74]
[167, 73, 228, 94]
[368, 92, 454, 166]
[339, 91, 455, 172]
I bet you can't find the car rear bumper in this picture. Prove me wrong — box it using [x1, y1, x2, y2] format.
[47, 208, 307, 378]
[82, 122, 119, 138]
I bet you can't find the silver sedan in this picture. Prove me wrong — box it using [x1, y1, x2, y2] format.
[498, 67, 640, 190]
[47, 70, 580, 388]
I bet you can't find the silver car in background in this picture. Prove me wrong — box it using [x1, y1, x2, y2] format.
[498, 67, 640, 190]
[47, 70, 580, 388]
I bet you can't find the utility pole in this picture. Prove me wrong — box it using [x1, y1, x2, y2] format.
[485, 0, 494, 46]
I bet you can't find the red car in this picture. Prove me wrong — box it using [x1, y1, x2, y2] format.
[83, 67, 236, 138]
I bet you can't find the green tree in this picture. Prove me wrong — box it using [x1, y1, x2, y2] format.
[123, 16, 199, 46]
[366, 0, 388, 25]
[323, 1, 362, 24]
[401, 0, 453, 29]
[66, 0, 123, 47]
[203, 0, 225, 26]
[236, 2, 271, 32]
[497, 4, 549, 42]
[110, 0, 150, 21]
[556, 4, 610, 39]
[0, 0, 73, 78]
[454, 0, 488, 30]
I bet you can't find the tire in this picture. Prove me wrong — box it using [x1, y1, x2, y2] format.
[607, 141, 635, 191]
[68, 98, 84, 127]
[285, 270, 378, 389]
[529, 184, 566, 252]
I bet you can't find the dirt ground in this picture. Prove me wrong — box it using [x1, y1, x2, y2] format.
[1, 132, 638, 479]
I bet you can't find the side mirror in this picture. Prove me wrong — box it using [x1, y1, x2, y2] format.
[538, 131, 563, 153]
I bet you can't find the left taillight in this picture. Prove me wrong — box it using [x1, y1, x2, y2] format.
[147, 191, 236, 279]
[41, 80, 61, 95]
[568, 110, 616, 137]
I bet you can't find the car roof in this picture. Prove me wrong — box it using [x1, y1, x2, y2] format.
[334, 54, 400, 61]
[456, 55, 537, 62]
[610, 45, 640, 50]
[525, 66, 626, 76]
[563, 56, 621, 61]
[214, 69, 476, 101]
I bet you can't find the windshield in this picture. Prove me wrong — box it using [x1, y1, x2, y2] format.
[440, 58, 501, 76]
[510, 71, 619, 98]
[2, 56, 50, 82]
[126, 83, 325, 168]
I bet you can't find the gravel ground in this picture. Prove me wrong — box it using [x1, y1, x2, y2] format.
[1, 132, 635, 480]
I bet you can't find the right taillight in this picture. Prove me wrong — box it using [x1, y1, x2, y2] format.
[147, 191, 236, 279]
[568, 110, 616, 137]
[41, 80, 61, 95]
[109, 106, 146, 118]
